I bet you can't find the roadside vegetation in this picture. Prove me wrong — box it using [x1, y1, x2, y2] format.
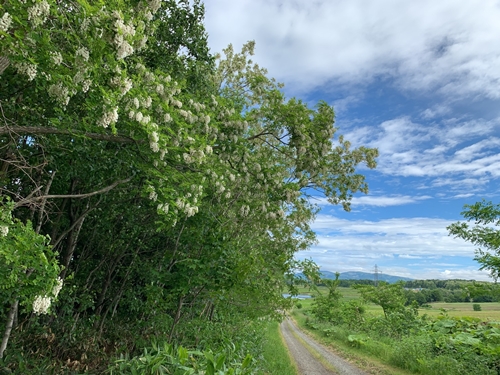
[293, 276, 500, 375]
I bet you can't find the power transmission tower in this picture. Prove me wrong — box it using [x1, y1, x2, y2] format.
[374, 264, 380, 287]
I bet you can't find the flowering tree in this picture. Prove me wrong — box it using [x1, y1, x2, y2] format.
[0, 0, 377, 368]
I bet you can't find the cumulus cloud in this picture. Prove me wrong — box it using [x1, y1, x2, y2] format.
[205, 0, 500, 98]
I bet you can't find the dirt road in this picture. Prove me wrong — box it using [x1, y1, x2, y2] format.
[280, 319, 369, 375]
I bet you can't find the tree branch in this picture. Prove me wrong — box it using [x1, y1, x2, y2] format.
[0, 126, 138, 144]
[14, 177, 132, 209]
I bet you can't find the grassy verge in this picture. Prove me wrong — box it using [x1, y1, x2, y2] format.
[292, 310, 413, 375]
[259, 321, 299, 375]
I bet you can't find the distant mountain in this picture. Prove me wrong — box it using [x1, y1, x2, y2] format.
[295, 270, 413, 283]
[321, 270, 413, 283]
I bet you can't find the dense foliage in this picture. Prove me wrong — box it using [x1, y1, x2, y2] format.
[304, 282, 500, 375]
[0, 0, 376, 372]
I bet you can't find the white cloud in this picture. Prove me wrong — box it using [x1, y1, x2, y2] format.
[314, 195, 431, 207]
[311, 215, 473, 255]
[205, 0, 500, 99]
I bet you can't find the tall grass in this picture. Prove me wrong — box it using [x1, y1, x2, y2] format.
[259, 321, 298, 375]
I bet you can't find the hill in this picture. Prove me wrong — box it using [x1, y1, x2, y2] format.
[319, 270, 413, 283]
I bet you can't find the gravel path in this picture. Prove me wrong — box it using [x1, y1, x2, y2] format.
[280, 319, 369, 375]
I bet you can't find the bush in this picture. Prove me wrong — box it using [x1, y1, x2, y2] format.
[473, 303, 482, 311]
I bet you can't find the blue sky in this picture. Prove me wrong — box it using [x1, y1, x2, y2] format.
[203, 0, 500, 281]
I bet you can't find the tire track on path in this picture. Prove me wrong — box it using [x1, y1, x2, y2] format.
[280, 319, 369, 375]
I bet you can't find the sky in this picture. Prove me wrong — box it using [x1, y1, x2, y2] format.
[203, 0, 500, 281]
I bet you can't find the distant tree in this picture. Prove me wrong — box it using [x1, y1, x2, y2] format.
[448, 200, 500, 281]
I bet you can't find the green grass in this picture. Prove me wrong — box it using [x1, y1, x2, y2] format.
[293, 286, 500, 321]
[291, 310, 413, 375]
[420, 302, 500, 320]
[259, 321, 299, 375]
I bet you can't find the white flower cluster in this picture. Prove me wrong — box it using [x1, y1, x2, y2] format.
[149, 131, 159, 152]
[171, 99, 182, 108]
[52, 277, 63, 298]
[113, 12, 135, 59]
[0, 225, 8, 237]
[27, 1, 50, 27]
[114, 18, 136, 37]
[175, 198, 198, 217]
[98, 107, 119, 128]
[0, 12, 12, 33]
[16, 62, 37, 81]
[157, 203, 169, 214]
[111, 76, 133, 96]
[48, 83, 70, 106]
[32, 277, 64, 315]
[82, 79, 92, 93]
[75, 46, 90, 61]
[148, 0, 162, 14]
[33, 295, 51, 315]
[239, 205, 250, 217]
[50, 51, 63, 65]
[115, 34, 134, 59]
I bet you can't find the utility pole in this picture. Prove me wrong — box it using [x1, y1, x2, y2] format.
[374, 264, 380, 287]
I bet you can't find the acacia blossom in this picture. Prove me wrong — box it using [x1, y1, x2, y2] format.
[0, 13, 13, 33]
[33, 295, 51, 315]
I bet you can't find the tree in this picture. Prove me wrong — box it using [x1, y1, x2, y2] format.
[448, 200, 500, 281]
[0, 1, 378, 368]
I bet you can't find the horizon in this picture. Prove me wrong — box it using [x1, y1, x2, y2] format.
[204, 0, 500, 282]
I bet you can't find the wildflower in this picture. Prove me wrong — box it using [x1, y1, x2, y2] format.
[0, 225, 8, 236]
[33, 295, 51, 315]
[0, 12, 12, 33]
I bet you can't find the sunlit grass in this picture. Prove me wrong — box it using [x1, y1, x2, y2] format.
[259, 321, 299, 375]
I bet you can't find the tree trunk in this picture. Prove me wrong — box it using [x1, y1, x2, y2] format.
[0, 300, 19, 359]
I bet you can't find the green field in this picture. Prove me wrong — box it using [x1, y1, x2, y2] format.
[292, 287, 500, 320]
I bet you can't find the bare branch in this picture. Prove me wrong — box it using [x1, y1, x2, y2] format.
[14, 177, 132, 209]
[0, 126, 139, 144]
